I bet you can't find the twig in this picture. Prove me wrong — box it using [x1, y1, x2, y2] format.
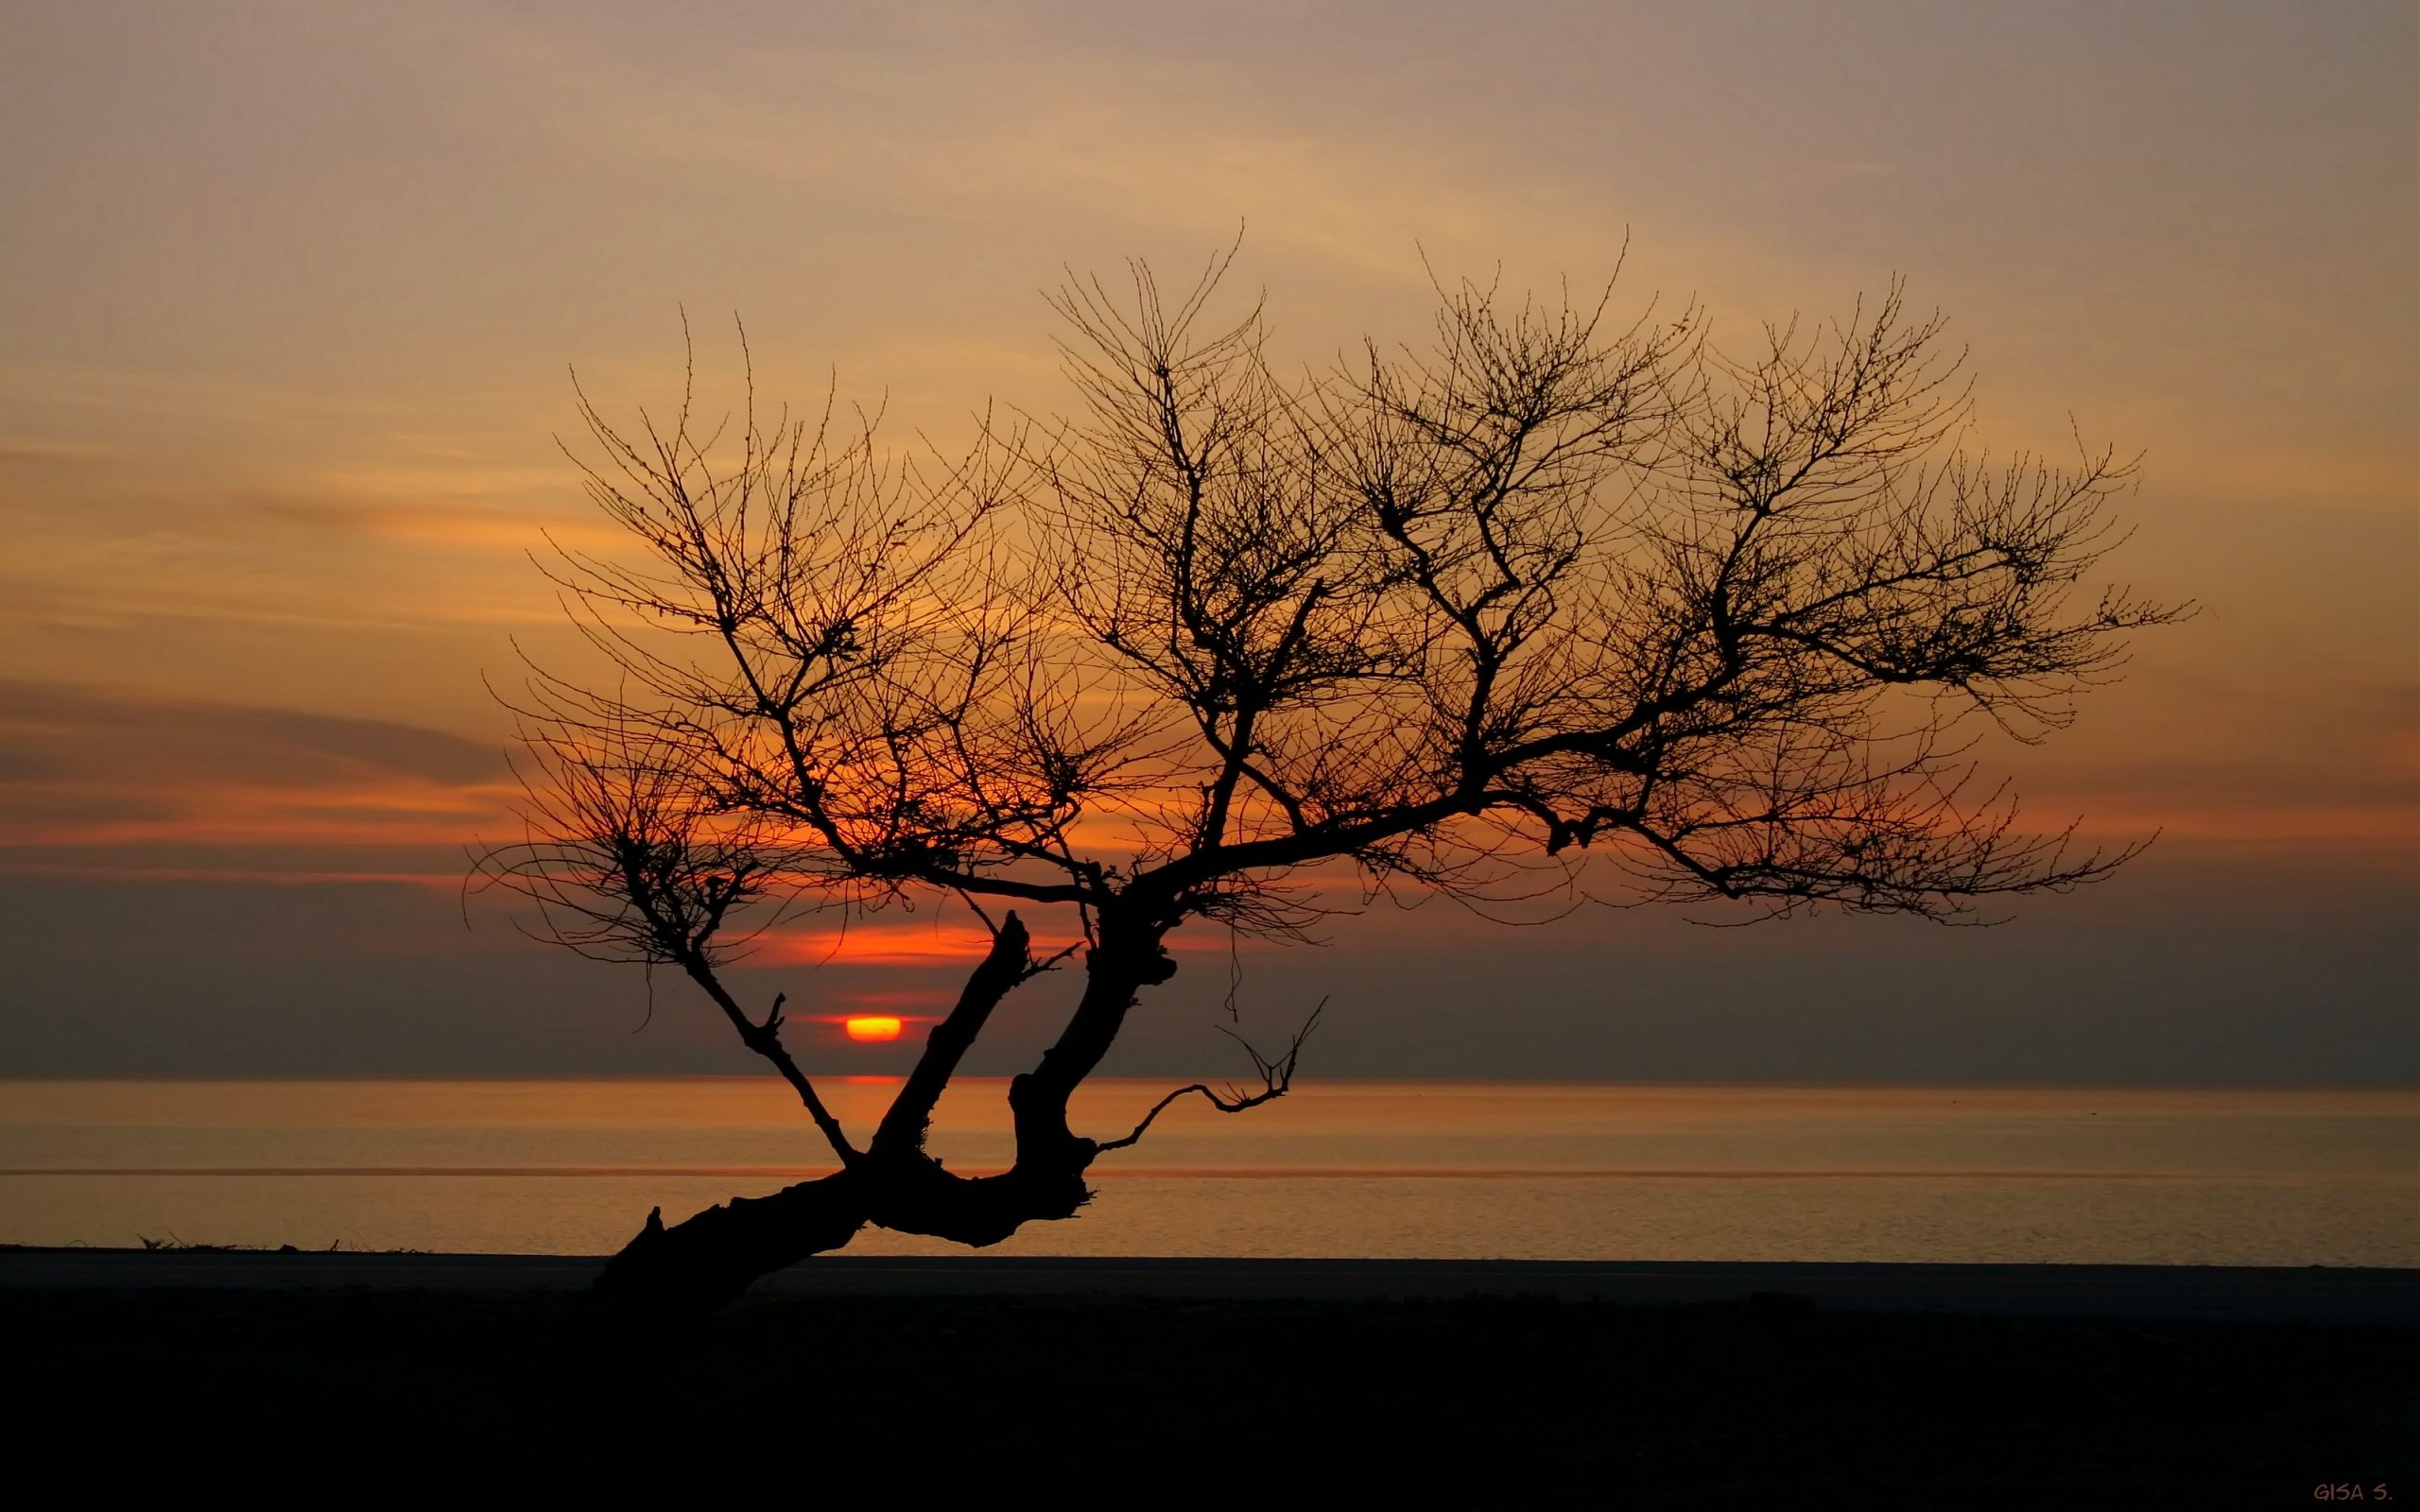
[1098, 998, 1324, 1153]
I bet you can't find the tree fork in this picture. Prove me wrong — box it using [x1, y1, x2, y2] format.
[872, 912, 1034, 1160]
[594, 916, 1116, 1323]
[1008, 919, 1174, 1171]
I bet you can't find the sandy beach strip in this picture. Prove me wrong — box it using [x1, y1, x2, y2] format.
[3, 1248, 2413, 1326]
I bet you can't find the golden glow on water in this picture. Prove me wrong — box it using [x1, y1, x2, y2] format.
[0, 1081, 2411, 1264]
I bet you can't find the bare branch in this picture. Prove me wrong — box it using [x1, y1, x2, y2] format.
[1096, 999, 1325, 1155]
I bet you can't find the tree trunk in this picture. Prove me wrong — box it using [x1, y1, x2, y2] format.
[590, 1172, 870, 1326]
[589, 919, 1173, 1327]
[590, 1157, 1111, 1327]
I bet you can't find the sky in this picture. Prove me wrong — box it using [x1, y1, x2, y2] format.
[0, 1, 2412, 1084]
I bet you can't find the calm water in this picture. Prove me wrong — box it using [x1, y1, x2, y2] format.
[1, 1079, 2412, 1264]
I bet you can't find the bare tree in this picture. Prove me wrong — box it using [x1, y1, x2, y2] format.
[478, 249, 2181, 1320]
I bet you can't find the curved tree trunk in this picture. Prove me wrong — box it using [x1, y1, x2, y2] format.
[590, 1172, 871, 1325]
[589, 1158, 1110, 1326]
[590, 928, 1165, 1327]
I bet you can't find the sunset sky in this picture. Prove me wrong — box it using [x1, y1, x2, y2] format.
[2, 1, 2412, 1083]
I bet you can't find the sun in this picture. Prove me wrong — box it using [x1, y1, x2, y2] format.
[843, 1015, 904, 1043]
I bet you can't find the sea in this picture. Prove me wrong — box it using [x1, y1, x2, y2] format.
[1, 1078, 2412, 1264]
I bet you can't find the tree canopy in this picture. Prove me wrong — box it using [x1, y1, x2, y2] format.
[479, 248, 2179, 1318]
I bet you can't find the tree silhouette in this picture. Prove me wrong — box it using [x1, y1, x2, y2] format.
[479, 247, 2180, 1320]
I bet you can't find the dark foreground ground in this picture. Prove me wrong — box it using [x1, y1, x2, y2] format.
[6, 1268, 2411, 1508]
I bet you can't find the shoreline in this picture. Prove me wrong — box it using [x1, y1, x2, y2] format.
[8, 1247, 2415, 1325]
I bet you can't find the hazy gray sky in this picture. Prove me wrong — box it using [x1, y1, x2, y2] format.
[1, 1, 2412, 1082]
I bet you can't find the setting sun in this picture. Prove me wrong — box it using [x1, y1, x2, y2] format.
[843, 1016, 904, 1043]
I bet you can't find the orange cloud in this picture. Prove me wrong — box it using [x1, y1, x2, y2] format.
[0, 680, 516, 881]
[750, 922, 999, 969]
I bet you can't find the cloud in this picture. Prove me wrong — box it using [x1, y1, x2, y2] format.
[1, 679, 502, 785]
[0, 679, 512, 860]
[2011, 675, 2420, 845]
[0, 438, 108, 472]
[247, 495, 623, 552]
